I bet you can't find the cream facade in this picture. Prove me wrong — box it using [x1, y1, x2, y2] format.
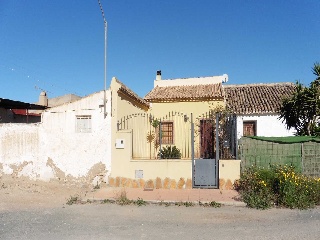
[109, 75, 238, 189]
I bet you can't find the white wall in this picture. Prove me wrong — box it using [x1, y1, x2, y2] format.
[154, 74, 227, 87]
[0, 91, 112, 184]
[236, 114, 295, 139]
[0, 123, 43, 176]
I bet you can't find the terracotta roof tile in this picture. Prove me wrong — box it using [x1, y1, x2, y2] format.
[224, 83, 296, 114]
[115, 79, 149, 108]
[144, 83, 223, 101]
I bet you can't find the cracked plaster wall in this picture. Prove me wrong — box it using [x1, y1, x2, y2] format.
[0, 91, 111, 185]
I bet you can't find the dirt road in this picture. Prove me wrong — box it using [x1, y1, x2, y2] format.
[1, 175, 320, 240]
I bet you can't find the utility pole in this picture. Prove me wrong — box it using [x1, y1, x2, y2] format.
[98, 0, 108, 118]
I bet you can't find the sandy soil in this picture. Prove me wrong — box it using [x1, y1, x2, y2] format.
[0, 174, 95, 211]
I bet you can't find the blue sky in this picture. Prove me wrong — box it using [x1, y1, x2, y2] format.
[1, 0, 319, 103]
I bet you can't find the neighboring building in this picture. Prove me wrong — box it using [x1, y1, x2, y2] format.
[0, 91, 111, 184]
[0, 97, 46, 123]
[224, 83, 296, 139]
[40, 90, 111, 181]
[47, 93, 82, 108]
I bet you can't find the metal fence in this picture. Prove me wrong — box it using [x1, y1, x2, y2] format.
[239, 137, 320, 177]
[117, 111, 237, 161]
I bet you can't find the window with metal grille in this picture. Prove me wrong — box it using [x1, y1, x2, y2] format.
[76, 115, 92, 133]
[160, 121, 174, 144]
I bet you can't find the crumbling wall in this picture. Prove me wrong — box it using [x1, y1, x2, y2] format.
[0, 121, 111, 185]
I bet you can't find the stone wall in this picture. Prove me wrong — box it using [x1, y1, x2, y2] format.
[109, 176, 193, 189]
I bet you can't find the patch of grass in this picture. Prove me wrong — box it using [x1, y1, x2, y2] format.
[184, 201, 195, 207]
[101, 199, 112, 204]
[199, 201, 222, 208]
[175, 201, 194, 207]
[208, 201, 222, 208]
[66, 195, 80, 205]
[134, 197, 147, 206]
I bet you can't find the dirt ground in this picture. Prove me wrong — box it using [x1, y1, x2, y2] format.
[0, 174, 95, 211]
[1, 175, 320, 239]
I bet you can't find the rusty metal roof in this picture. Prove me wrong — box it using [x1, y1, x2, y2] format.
[0, 98, 47, 110]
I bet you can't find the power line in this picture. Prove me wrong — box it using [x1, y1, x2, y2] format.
[0, 64, 82, 97]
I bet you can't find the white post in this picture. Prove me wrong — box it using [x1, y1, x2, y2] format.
[98, 0, 108, 118]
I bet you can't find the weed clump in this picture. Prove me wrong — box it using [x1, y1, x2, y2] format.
[116, 190, 133, 205]
[175, 201, 195, 207]
[135, 198, 147, 206]
[66, 195, 81, 205]
[199, 201, 222, 208]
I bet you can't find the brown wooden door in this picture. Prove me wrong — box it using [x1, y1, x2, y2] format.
[243, 121, 256, 136]
[200, 120, 214, 159]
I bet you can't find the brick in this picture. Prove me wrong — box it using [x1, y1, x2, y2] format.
[115, 177, 120, 187]
[163, 178, 170, 189]
[139, 179, 145, 189]
[145, 179, 154, 189]
[121, 177, 127, 187]
[177, 178, 185, 189]
[185, 178, 192, 189]
[132, 180, 139, 188]
[219, 178, 225, 190]
[125, 179, 132, 188]
[155, 177, 162, 189]
[170, 179, 177, 189]
[225, 179, 233, 190]
[108, 177, 115, 187]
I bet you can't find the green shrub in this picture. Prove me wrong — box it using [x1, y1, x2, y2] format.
[237, 165, 320, 210]
[158, 145, 182, 159]
[275, 166, 319, 209]
[236, 166, 274, 209]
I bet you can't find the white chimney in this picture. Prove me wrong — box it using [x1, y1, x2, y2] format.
[156, 70, 162, 81]
[222, 74, 228, 83]
[39, 91, 48, 106]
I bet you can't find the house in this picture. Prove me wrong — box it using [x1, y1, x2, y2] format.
[223, 83, 296, 139]
[0, 90, 111, 184]
[40, 90, 111, 182]
[46, 93, 82, 108]
[144, 71, 227, 159]
[109, 73, 240, 190]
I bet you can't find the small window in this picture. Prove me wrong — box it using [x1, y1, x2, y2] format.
[76, 115, 92, 133]
[159, 121, 174, 144]
[243, 121, 256, 136]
